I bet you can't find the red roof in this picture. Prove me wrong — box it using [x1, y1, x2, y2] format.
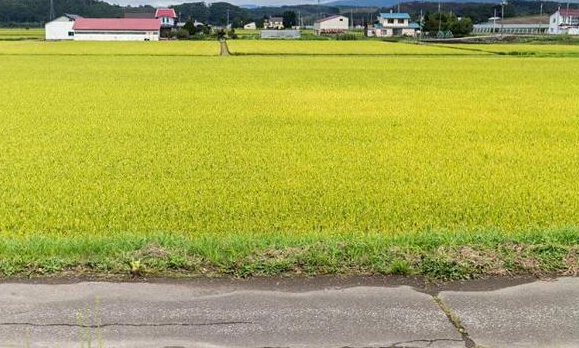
[155, 8, 177, 18]
[560, 9, 579, 17]
[73, 18, 161, 31]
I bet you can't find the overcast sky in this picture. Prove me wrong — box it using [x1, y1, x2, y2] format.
[106, 0, 315, 6]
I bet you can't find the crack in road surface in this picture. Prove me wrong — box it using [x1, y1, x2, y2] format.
[433, 296, 477, 348]
[0, 321, 253, 328]
[336, 337, 465, 348]
[386, 338, 466, 347]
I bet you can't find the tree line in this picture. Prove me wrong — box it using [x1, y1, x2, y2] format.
[0, 0, 563, 27]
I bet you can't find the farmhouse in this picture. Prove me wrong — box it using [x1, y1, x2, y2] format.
[367, 12, 419, 37]
[314, 15, 349, 35]
[244, 22, 257, 30]
[44, 14, 82, 40]
[155, 8, 177, 29]
[72, 18, 161, 41]
[264, 17, 284, 29]
[549, 9, 579, 35]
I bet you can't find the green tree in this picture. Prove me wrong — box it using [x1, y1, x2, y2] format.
[422, 12, 473, 36]
[183, 19, 196, 35]
[450, 17, 473, 37]
[282, 11, 297, 28]
[423, 12, 450, 32]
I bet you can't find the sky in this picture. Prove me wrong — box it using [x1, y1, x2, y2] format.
[106, 0, 316, 6]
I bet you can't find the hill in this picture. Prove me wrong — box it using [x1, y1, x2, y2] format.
[326, 0, 499, 6]
[0, 0, 565, 27]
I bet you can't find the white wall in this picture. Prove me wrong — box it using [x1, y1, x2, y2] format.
[549, 12, 562, 34]
[379, 18, 409, 27]
[159, 17, 175, 28]
[74, 31, 160, 41]
[45, 17, 75, 40]
[314, 16, 348, 34]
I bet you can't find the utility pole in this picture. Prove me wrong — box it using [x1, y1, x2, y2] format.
[557, 5, 561, 34]
[501, 0, 507, 35]
[49, 0, 55, 21]
[419, 9, 423, 41]
[350, 8, 353, 30]
[539, 3, 543, 34]
[226, 9, 230, 28]
[493, 8, 497, 33]
[438, 1, 442, 34]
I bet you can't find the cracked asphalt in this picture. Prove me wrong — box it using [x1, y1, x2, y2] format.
[0, 277, 577, 348]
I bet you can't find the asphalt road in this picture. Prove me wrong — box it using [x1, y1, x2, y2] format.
[0, 277, 577, 348]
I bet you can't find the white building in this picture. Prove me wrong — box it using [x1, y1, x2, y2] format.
[244, 22, 257, 30]
[45, 14, 81, 40]
[313, 15, 349, 35]
[264, 17, 284, 29]
[72, 18, 161, 41]
[549, 9, 579, 35]
[367, 12, 419, 37]
[261, 30, 301, 39]
[155, 8, 177, 29]
[474, 22, 548, 34]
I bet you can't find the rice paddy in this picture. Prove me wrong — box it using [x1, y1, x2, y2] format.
[1, 40, 578, 278]
[0, 28, 44, 40]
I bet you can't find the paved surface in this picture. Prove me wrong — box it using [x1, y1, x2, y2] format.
[440, 277, 579, 348]
[0, 277, 576, 348]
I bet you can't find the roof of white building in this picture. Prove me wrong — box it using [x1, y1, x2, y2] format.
[46, 14, 82, 23]
[379, 12, 411, 19]
[315, 15, 347, 23]
[73, 18, 161, 31]
[155, 8, 177, 18]
[559, 9, 579, 17]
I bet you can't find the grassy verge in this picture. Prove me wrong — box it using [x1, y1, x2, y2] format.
[1, 228, 578, 280]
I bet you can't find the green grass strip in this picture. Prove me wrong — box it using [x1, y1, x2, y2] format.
[1, 228, 578, 280]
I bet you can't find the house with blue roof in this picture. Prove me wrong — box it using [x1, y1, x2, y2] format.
[367, 10, 420, 37]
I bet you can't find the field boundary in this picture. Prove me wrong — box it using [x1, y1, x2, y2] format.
[428, 43, 579, 57]
[1, 229, 577, 280]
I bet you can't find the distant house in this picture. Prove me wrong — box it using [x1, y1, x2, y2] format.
[45, 14, 81, 41]
[313, 15, 349, 35]
[72, 18, 161, 41]
[367, 11, 419, 37]
[155, 8, 177, 29]
[264, 17, 284, 29]
[549, 9, 579, 35]
[244, 22, 257, 30]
